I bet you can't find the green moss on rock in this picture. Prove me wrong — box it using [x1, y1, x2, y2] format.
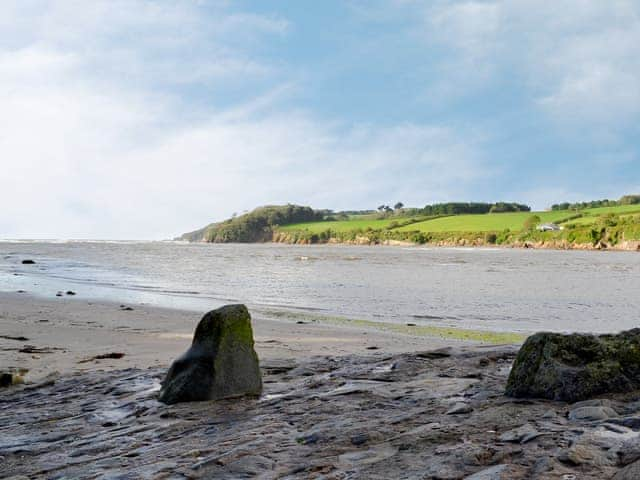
[506, 329, 640, 402]
[159, 304, 262, 404]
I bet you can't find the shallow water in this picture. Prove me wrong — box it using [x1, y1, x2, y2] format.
[1, 241, 639, 333]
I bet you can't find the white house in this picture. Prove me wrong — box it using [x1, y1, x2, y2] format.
[537, 223, 561, 232]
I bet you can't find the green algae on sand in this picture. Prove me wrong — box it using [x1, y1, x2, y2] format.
[260, 309, 525, 344]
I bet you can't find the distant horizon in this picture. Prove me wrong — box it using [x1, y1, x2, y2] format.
[1, 1, 638, 239]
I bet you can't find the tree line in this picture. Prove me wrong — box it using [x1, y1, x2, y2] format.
[551, 195, 640, 211]
[417, 202, 530, 216]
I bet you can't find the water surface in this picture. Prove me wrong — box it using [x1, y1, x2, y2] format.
[1, 241, 638, 333]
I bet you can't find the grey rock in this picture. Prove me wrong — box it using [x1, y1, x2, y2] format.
[618, 436, 640, 465]
[505, 329, 640, 402]
[464, 464, 507, 480]
[609, 416, 640, 430]
[571, 398, 613, 409]
[559, 427, 633, 467]
[446, 402, 473, 415]
[350, 433, 369, 445]
[568, 406, 618, 422]
[297, 432, 320, 445]
[498, 424, 541, 443]
[158, 304, 262, 404]
[226, 454, 274, 475]
[614, 458, 640, 479]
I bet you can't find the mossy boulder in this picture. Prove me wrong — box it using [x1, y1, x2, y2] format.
[506, 329, 640, 402]
[159, 304, 262, 404]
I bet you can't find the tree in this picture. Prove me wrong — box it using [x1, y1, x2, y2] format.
[523, 215, 542, 231]
[394, 202, 404, 210]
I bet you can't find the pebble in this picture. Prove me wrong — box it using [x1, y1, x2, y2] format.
[446, 402, 474, 415]
[498, 424, 541, 443]
[350, 433, 369, 445]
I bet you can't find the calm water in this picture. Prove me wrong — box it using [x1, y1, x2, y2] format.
[1, 241, 639, 334]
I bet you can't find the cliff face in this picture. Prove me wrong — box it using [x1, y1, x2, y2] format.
[177, 224, 214, 242]
[178, 205, 322, 243]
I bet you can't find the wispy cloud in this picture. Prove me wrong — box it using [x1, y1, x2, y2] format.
[0, 1, 488, 239]
[415, 0, 640, 131]
[1, 1, 637, 239]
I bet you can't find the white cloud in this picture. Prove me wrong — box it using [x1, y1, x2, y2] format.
[0, 1, 487, 239]
[416, 0, 640, 130]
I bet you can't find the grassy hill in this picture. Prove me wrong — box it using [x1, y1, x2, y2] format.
[181, 197, 640, 249]
[279, 204, 640, 235]
[276, 202, 640, 248]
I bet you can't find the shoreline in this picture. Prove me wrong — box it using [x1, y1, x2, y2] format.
[0, 291, 479, 382]
[270, 234, 640, 251]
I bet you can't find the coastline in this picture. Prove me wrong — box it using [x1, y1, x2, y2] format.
[0, 291, 476, 382]
[271, 232, 640, 251]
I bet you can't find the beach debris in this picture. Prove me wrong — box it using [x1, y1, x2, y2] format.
[78, 352, 126, 363]
[506, 329, 640, 402]
[18, 345, 62, 354]
[0, 369, 27, 388]
[21, 259, 35, 264]
[0, 335, 29, 342]
[159, 304, 262, 404]
[416, 347, 453, 359]
[120, 305, 134, 311]
[0, 372, 13, 387]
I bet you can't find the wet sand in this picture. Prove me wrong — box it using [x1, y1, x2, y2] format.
[0, 291, 461, 382]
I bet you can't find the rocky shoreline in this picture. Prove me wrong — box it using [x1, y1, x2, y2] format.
[3, 344, 640, 479]
[272, 231, 640, 251]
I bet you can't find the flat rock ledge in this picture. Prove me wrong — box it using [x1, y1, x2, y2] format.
[3, 345, 640, 479]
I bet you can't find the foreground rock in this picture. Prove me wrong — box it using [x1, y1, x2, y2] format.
[3, 344, 639, 479]
[506, 329, 640, 402]
[158, 304, 262, 404]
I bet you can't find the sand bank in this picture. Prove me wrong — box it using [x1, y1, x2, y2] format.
[0, 291, 464, 382]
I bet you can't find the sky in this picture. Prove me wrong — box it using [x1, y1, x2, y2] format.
[1, 0, 639, 239]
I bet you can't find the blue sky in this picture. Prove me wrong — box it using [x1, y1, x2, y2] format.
[1, 0, 639, 239]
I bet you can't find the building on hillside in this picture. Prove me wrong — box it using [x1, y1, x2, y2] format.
[537, 223, 561, 232]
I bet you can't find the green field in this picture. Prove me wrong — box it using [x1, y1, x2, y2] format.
[395, 211, 571, 233]
[278, 217, 425, 233]
[279, 204, 640, 235]
[582, 204, 640, 215]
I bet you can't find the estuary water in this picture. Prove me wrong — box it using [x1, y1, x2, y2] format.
[1, 241, 639, 334]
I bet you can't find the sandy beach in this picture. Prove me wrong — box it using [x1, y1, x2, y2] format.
[0, 291, 461, 382]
